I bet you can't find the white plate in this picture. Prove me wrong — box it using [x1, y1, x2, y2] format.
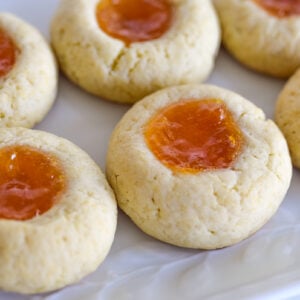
[1, 1, 300, 299]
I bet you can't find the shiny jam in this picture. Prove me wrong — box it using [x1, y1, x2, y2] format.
[144, 99, 244, 173]
[253, 0, 300, 18]
[0, 29, 17, 78]
[0, 145, 65, 221]
[96, 0, 172, 45]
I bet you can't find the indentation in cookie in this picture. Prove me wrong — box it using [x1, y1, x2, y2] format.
[96, 0, 173, 45]
[253, 0, 300, 18]
[144, 99, 244, 173]
[0, 29, 17, 78]
[0, 145, 65, 220]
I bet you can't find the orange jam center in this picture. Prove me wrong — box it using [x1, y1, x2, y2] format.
[0, 145, 65, 221]
[253, 0, 300, 17]
[96, 0, 172, 45]
[0, 29, 17, 77]
[144, 99, 244, 173]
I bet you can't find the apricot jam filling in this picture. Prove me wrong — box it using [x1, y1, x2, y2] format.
[96, 0, 172, 45]
[253, 0, 300, 18]
[0, 145, 66, 221]
[144, 99, 244, 173]
[0, 29, 17, 78]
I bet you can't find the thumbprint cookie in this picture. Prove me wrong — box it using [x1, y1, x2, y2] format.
[0, 13, 57, 127]
[0, 127, 117, 294]
[276, 68, 300, 168]
[51, 0, 220, 103]
[106, 84, 291, 249]
[213, 0, 300, 77]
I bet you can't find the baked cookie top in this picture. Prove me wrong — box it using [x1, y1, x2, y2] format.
[276, 68, 300, 168]
[213, 0, 300, 77]
[51, 0, 220, 103]
[0, 127, 117, 294]
[106, 84, 291, 249]
[0, 13, 57, 128]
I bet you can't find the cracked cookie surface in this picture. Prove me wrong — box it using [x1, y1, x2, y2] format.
[51, 0, 220, 103]
[106, 84, 291, 249]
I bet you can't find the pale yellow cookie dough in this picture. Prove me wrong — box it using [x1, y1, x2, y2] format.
[275, 68, 300, 168]
[106, 84, 291, 249]
[51, 0, 220, 103]
[0, 127, 117, 294]
[213, 0, 300, 77]
[0, 13, 57, 128]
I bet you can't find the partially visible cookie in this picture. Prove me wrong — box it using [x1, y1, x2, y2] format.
[106, 84, 291, 249]
[51, 0, 220, 103]
[275, 68, 300, 167]
[0, 13, 57, 128]
[213, 0, 300, 77]
[0, 127, 117, 294]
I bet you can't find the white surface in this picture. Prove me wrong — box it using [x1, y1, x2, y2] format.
[1, 1, 300, 299]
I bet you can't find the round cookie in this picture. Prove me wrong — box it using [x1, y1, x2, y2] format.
[275, 68, 300, 168]
[106, 84, 292, 249]
[0, 13, 57, 128]
[213, 0, 300, 77]
[0, 127, 117, 294]
[51, 0, 220, 103]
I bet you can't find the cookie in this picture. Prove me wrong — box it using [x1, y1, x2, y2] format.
[213, 0, 300, 77]
[106, 84, 291, 249]
[275, 68, 300, 168]
[51, 0, 220, 103]
[0, 127, 117, 294]
[0, 13, 57, 128]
